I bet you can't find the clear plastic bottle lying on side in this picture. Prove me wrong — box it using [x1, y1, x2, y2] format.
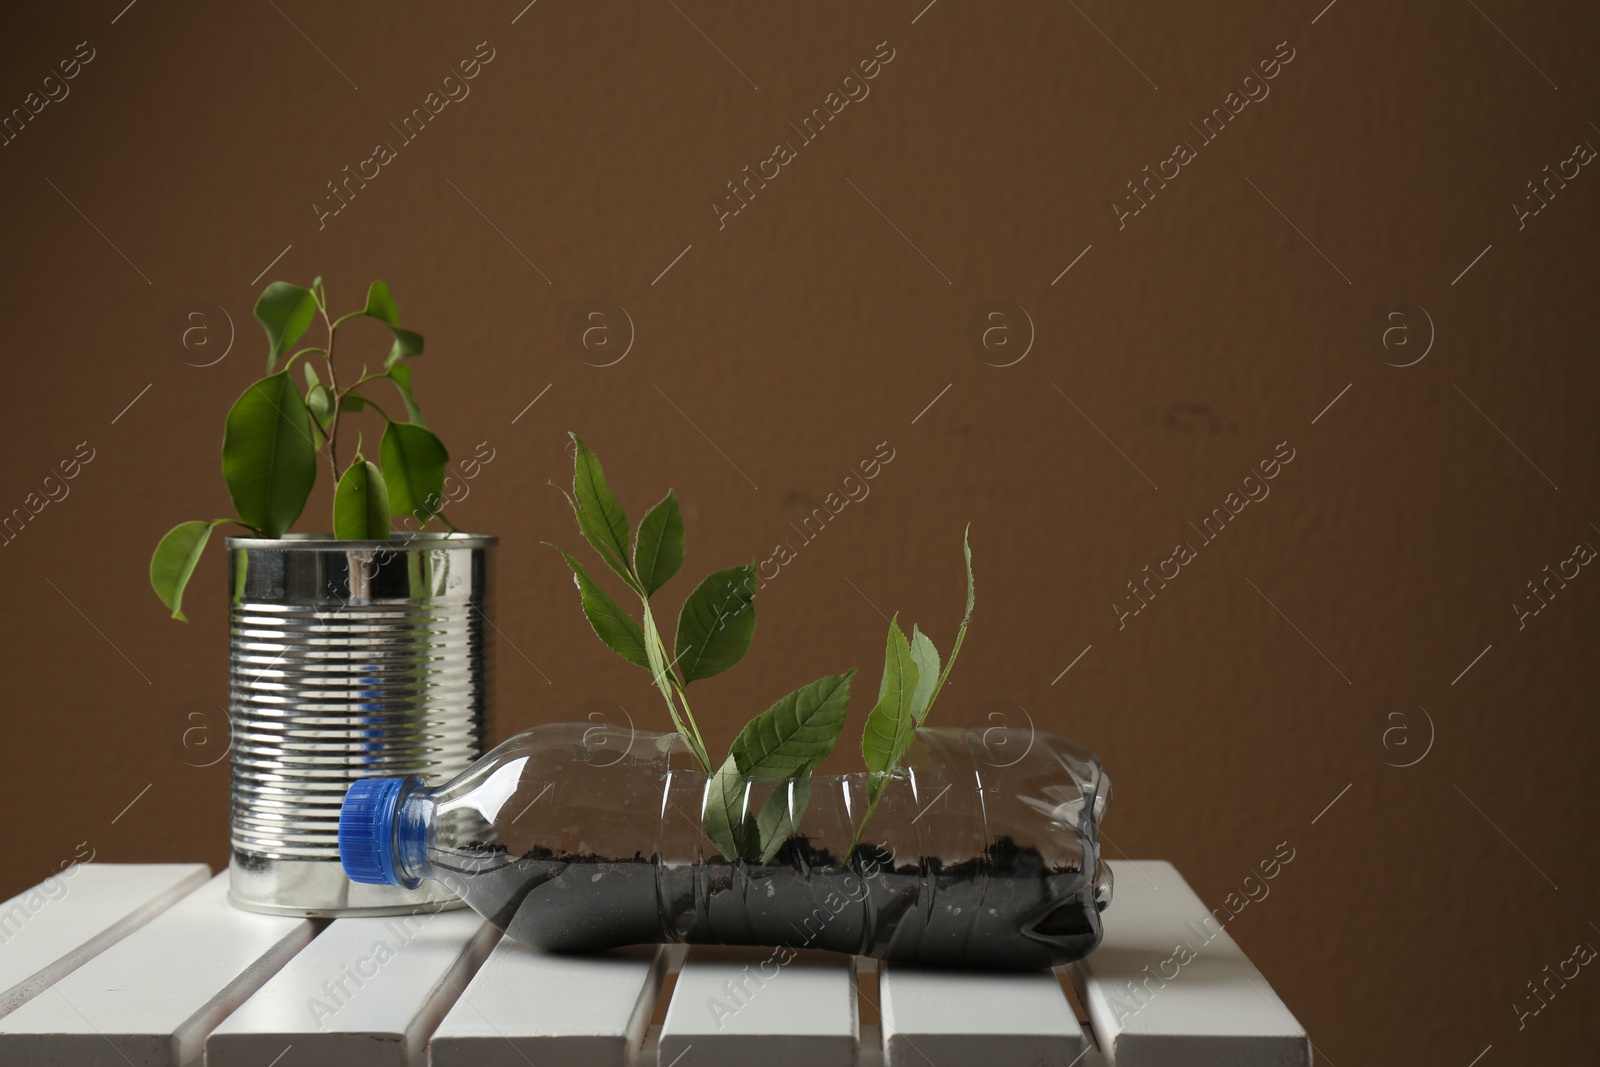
[338, 722, 1113, 968]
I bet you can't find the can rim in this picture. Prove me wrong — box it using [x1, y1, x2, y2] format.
[225, 531, 498, 551]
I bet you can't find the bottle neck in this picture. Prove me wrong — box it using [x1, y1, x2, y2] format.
[394, 783, 436, 887]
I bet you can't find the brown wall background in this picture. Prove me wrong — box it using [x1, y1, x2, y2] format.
[3, 1, 1598, 1063]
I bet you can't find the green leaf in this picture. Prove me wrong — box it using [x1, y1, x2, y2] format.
[674, 565, 758, 685]
[303, 364, 328, 447]
[861, 617, 920, 785]
[305, 385, 331, 447]
[306, 383, 333, 428]
[702, 754, 759, 862]
[560, 488, 638, 595]
[363, 280, 399, 325]
[731, 670, 856, 779]
[569, 435, 634, 587]
[960, 523, 975, 623]
[150, 520, 217, 621]
[554, 549, 651, 670]
[303, 365, 330, 445]
[254, 282, 318, 372]
[360, 280, 421, 365]
[333, 459, 390, 540]
[380, 422, 448, 523]
[341, 392, 367, 414]
[907, 625, 940, 724]
[384, 327, 424, 368]
[755, 775, 812, 863]
[221, 373, 317, 538]
[923, 525, 976, 717]
[633, 491, 684, 596]
[386, 364, 426, 426]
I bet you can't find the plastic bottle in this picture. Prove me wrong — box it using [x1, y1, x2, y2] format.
[338, 721, 1112, 968]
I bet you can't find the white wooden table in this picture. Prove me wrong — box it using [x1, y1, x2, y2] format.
[0, 861, 1310, 1066]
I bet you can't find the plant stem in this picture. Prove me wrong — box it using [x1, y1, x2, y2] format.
[669, 678, 712, 771]
[343, 393, 392, 424]
[841, 803, 873, 866]
[322, 310, 342, 474]
[344, 372, 389, 392]
[921, 620, 968, 716]
[640, 605, 712, 770]
[654, 625, 712, 769]
[283, 347, 327, 372]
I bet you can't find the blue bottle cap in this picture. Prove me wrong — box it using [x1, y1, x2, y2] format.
[339, 777, 406, 886]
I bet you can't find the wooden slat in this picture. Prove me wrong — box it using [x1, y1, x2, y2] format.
[660, 947, 858, 1067]
[430, 940, 665, 1067]
[0, 863, 209, 1019]
[879, 961, 1088, 1066]
[207, 909, 497, 1067]
[0, 872, 314, 1066]
[857, 1023, 884, 1067]
[1075, 860, 1310, 1067]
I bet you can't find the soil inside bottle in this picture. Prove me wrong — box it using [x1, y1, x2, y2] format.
[434, 835, 1103, 969]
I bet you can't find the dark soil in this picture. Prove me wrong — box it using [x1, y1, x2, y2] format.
[433, 836, 1103, 969]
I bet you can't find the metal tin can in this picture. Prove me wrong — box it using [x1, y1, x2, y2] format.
[225, 533, 494, 915]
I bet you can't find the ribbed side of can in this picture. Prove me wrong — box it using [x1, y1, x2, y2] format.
[229, 599, 489, 859]
[224, 534, 494, 910]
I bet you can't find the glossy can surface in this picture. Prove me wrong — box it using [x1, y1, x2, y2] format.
[226, 533, 494, 915]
